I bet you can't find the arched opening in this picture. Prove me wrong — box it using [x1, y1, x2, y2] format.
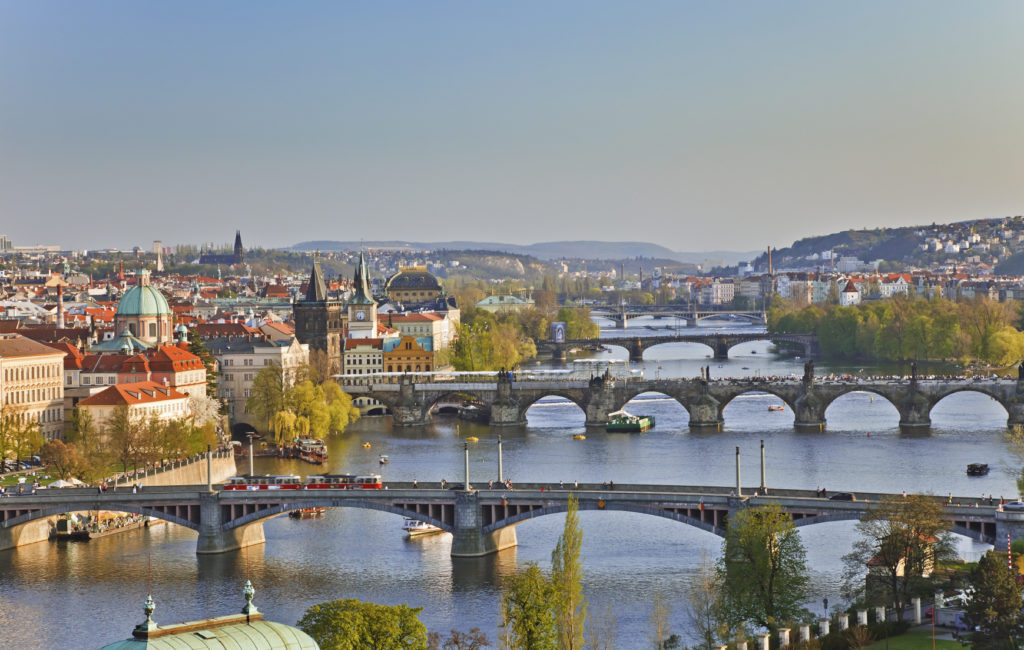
[620, 391, 689, 426]
[424, 391, 487, 420]
[230, 421, 259, 441]
[823, 390, 900, 431]
[640, 341, 715, 362]
[930, 390, 1008, 432]
[365, 406, 390, 416]
[721, 390, 794, 431]
[523, 394, 586, 428]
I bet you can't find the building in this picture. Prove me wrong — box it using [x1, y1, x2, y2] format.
[840, 280, 861, 306]
[205, 336, 308, 425]
[342, 338, 383, 381]
[77, 380, 191, 429]
[293, 260, 343, 375]
[384, 266, 442, 305]
[383, 336, 434, 374]
[198, 230, 245, 266]
[388, 312, 457, 350]
[0, 333, 65, 441]
[475, 294, 534, 313]
[347, 251, 379, 339]
[114, 270, 174, 345]
[99, 581, 318, 649]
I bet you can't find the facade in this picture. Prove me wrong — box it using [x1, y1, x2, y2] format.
[342, 338, 383, 382]
[77, 380, 191, 430]
[475, 294, 534, 313]
[388, 312, 456, 350]
[840, 280, 861, 306]
[114, 270, 174, 345]
[0, 333, 65, 441]
[383, 336, 434, 374]
[293, 260, 343, 375]
[206, 337, 308, 425]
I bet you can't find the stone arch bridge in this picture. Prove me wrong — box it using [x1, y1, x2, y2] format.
[345, 373, 1024, 430]
[539, 332, 817, 361]
[0, 483, 1010, 557]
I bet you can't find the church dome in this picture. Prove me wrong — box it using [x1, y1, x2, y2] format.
[385, 266, 441, 293]
[116, 272, 171, 317]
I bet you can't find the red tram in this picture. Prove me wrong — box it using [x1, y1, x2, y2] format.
[222, 475, 302, 490]
[220, 474, 383, 490]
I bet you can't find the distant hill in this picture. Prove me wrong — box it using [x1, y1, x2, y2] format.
[288, 240, 757, 265]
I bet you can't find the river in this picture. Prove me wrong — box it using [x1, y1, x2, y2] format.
[0, 318, 1017, 648]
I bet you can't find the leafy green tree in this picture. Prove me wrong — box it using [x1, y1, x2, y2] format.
[39, 439, 83, 479]
[965, 550, 1024, 648]
[501, 563, 558, 650]
[426, 628, 491, 649]
[106, 404, 144, 476]
[842, 494, 955, 619]
[718, 502, 809, 636]
[297, 598, 427, 650]
[247, 364, 287, 429]
[551, 494, 586, 650]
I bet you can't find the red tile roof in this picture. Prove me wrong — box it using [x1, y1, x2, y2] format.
[78, 380, 189, 406]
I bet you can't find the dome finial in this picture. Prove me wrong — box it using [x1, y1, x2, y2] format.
[242, 579, 259, 616]
[133, 593, 158, 634]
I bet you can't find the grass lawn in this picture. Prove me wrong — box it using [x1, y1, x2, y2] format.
[863, 626, 963, 650]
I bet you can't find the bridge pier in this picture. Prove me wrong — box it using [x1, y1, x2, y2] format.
[995, 508, 1024, 548]
[687, 392, 724, 429]
[391, 375, 431, 427]
[195, 493, 266, 554]
[897, 387, 932, 431]
[628, 339, 645, 363]
[713, 338, 730, 360]
[793, 387, 826, 431]
[1007, 386, 1024, 430]
[550, 343, 567, 363]
[450, 491, 518, 557]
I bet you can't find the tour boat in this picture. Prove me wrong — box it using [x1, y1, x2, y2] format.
[379, 454, 389, 465]
[289, 507, 326, 519]
[606, 411, 655, 433]
[967, 463, 989, 476]
[402, 518, 442, 537]
[295, 438, 327, 465]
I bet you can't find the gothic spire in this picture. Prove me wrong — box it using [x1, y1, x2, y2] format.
[350, 250, 374, 305]
[304, 260, 328, 301]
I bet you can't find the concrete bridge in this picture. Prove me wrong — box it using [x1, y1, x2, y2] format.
[593, 305, 767, 329]
[0, 482, 1010, 557]
[539, 332, 818, 361]
[342, 372, 1024, 430]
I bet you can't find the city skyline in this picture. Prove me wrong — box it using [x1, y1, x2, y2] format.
[2, 2, 1023, 252]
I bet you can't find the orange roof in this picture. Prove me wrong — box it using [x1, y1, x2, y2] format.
[79, 380, 189, 406]
[145, 345, 203, 372]
[389, 313, 442, 323]
[0, 334, 69, 358]
[345, 338, 383, 350]
[44, 341, 85, 369]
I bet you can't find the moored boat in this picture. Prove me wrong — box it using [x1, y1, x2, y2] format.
[606, 411, 655, 433]
[295, 438, 328, 465]
[289, 507, 326, 519]
[54, 512, 148, 540]
[402, 518, 442, 537]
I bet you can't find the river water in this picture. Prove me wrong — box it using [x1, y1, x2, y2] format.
[1, 318, 1018, 648]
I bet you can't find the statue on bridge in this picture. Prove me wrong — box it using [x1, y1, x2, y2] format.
[1018, 362, 1024, 381]
[911, 361, 917, 381]
[802, 359, 814, 384]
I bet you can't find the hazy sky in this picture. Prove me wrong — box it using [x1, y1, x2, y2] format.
[2, 2, 1023, 253]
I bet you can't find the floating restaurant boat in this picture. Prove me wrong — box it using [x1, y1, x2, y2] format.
[967, 463, 989, 476]
[402, 518, 442, 537]
[294, 438, 327, 465]
[53, 512, 148, 540]
[606, 411, 655, 433]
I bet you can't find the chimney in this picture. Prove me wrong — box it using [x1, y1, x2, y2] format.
[56, 284, 65, 329]
[768, 247, 774, 275]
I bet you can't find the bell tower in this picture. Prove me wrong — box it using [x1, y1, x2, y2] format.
[347, 250, 377, 339]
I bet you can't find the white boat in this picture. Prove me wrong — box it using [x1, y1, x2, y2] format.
[402, 518, 442, 537]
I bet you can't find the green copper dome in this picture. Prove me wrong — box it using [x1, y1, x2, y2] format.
[116, 272, 171, 317]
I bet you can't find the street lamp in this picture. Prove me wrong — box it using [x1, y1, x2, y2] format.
[247, 433, 255, 477]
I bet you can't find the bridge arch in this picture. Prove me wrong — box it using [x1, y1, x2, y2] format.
[2, 503, 200, 532]
[420, 390, 490, 420]
[222, 499, 454, 534]
[519, 392, 588, 425]
[928, 386, 1010, 426]
[619, 390, 690, 422]
[822, 389, 901, 429]
[716, 387, 798, 414]
[481, 501, 725, 538]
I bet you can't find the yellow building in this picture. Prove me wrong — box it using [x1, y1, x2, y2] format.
[0, 333, 66, 441]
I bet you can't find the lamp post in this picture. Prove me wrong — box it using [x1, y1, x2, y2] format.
[464, 442, 471, 491]
[247, 433, 255, 477]
[497, 435, 503, 483]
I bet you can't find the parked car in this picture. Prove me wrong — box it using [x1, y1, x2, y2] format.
[829, 492, 856, 501]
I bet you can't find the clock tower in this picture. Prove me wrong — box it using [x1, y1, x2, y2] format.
[347, 250, 377, 339]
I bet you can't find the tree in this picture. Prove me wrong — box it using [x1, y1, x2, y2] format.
[965, 550, 1024, 648]
[296, 598, 427, 650]
[718, 502, 809, 636]
[842, 494, 955, 619]
[427, 628, 491, 650]
[39, 440, 83, 479]
[649, 592, 681, 649]
[584, 604, 616, 650]
[551, 493, 586, 650]
[500, 563, 558, 650]
[684, 552, 724, 650]
[187, 329, 219, 393]
[247, 365, 287, 429]
[106, 405, 145, 476]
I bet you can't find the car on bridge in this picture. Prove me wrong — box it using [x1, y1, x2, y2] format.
[828, 492, 856, 501]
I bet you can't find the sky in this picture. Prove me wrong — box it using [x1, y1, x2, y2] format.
[2, 2, 1023, 253]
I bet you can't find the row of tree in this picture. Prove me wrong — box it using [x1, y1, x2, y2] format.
[769, 295, 1024, 365]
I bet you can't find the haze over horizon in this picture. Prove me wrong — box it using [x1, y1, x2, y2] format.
[2, 2, 1023, 252]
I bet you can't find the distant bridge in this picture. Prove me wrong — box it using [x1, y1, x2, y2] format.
[341, 372, 1024, 430]
[1, 482, 1010, 557]
[591, 305, 767, 329]
[538, 332, 817, 361]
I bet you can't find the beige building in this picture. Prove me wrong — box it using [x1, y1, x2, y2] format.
[0, 334, 65, 441]
[388, 312, 457, 350]
[205, 337, 309, 425]
[77, 380, 192, 430]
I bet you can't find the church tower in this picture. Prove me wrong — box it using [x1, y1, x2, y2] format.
[294, 260, 343, 375]
[233, 230, 244, 263]
[346, 250, 378, 339]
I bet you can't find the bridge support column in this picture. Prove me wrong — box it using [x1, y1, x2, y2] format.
[628, 339, 644, 363]
[995, 508, 1024, 549]
[450, 491, 517, 557]
[551, 343, 567, 363]
[713, 338, 730, 360]
[584, 376, 619, 426]
[897, 387, 931, 431]
[1007, 386, 1024, 430]
[490, 374, 525, 426]
[392, 375, 430, 427]
[0, 517, 57, 552]
[687, 392, 723, 430]
[793, 388, 826, 432]
[195, 493, 266, 554]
